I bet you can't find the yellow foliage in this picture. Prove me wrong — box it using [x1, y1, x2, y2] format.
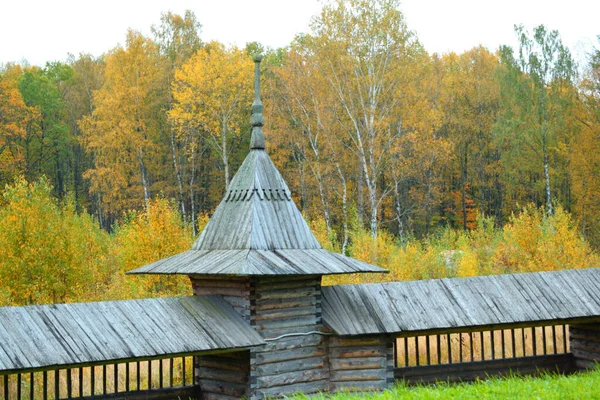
[308, 215, 339, 252]
[493, 205, 599, 273]
[0, 177, 111, 305]
[110, 198, 193, 299]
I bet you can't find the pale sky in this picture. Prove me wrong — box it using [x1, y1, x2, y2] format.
[1, 0, 598, 68]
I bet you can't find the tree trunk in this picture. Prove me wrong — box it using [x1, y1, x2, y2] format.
[170, 132, 187, 221]
[222, 121, 230, 191]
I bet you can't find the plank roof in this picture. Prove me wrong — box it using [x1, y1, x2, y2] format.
[0, 296, 264, 373]
[128, 56, 385, 277]
[322, 268, 600, 335]
[129, 248, 382, 275]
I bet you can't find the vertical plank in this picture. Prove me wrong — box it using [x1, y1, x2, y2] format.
[552, 325, 558, 354]
[148, 360, 152, 390]
[91, 366, 95, 396]
[114, 363, 118, 393]
[43, 371, 48, 400]
[469, 332, 474, 362]
[436, 334, 442, 365]
[425, 335, 431, 365]
[126, 362, 130, 392]
[54, 369, 59, 400]
[103, 365, 107, 395]
[169, 358, 174, 387]
[522, 328, 526, 356]
[78, 367, 83, 397]
[4, 374, 9, 400]
[182, 357, 187, 386]
[459, 333, 463, 363]
[159, 359, 164, 388]
[491, 330, 496, 360]
[501, 330, 506, 359]
[447, 333, 452, 364]
[17, 373, 22, 400]
[480, 331, 485, 361]
[67, 369, 71, 398]
[563, 325, 568, 353]
[415, 336, 420, 366]
[137, 361, 141, 390]
[532, 327, 537, 356]
[543, 326, 548, 355]
[403, 337, 408, 367]
[511, 329, 516, 358]
[30, 372, 34, 400]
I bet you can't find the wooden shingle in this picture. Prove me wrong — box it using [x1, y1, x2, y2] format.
[0, 296, 264, 373]
[322, 268, 600, 335]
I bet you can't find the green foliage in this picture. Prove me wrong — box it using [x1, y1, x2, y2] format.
[18, 66, 72, 197]
[0, 177, 110, 305]
[292, 368, 600, 399]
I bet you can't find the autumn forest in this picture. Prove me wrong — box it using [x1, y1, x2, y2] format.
[1, 0, 600, 305]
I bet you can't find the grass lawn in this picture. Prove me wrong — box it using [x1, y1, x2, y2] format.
[293, 368, 600, 399]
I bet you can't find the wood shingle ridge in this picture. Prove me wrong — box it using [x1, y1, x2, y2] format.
[0, 296, 264, 373]
[322, 268, 600, 336]
[129, 56, 386, 276]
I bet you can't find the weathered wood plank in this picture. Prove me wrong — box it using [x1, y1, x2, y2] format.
[330, 357, 386, 371]
[197, 367, 247, 384]
[254, 346, 326, 365]
[330, 346, 386, 359]
[255, 315, 318, 330]
[259, 334, 325, 352]
[255, 368, 327, 388]
[255, 379, 328, 398]
[253, 356, 325, 376]
[199, 379, 248, 397]
[330, 369, 387, 382]
[329, 336, 388, 347]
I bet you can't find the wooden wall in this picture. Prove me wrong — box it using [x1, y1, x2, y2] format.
[570, 323, 600, 370]
[196, 351, 250, 399]
[249, 276, 328, 399]
[190, 276, 252, 322]
[328, 335, 394, 393]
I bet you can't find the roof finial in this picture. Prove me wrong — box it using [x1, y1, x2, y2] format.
[250, 54, 265, 150]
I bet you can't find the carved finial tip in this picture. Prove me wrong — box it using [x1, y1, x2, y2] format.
[253, 54, 263, 63]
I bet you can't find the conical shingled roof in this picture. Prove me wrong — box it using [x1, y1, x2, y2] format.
[128, 56, 385, 276]
[192, 149, 321, 250]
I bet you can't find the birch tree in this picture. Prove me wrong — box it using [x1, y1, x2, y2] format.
[309, 0, 421, 237]
[498, 25, 576, 215]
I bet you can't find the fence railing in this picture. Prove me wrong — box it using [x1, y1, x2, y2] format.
[395, 324, 569, 367]
[1, 356, 196, 400]
[394, 324, 573, 384]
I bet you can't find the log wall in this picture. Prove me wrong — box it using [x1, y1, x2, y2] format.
[190, 276, 252, 322]
[196, 351, 250, 399]
[328, 335, 394, 393]
[570, 323, 600, 370]
[249, 276, 328, 399]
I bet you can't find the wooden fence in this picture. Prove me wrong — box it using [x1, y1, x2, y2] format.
[0, 356, 196, 400]
[395, 324, 574, 384]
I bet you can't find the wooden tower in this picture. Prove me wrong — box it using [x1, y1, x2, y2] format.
[129, 56, 385, 399]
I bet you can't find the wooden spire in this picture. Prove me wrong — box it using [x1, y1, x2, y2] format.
[250, 55, 265, 150]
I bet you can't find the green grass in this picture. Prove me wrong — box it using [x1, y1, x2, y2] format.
[293, 369, 600, 399]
